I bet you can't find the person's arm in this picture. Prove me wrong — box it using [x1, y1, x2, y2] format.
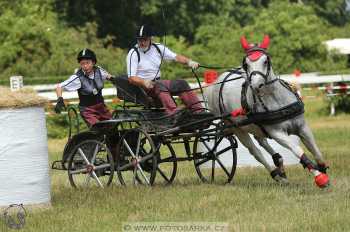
[97, 66, 113, 81]
[175, 54, 199, 69]
[54, 85, 65, 114]
[54, 75, 80, 113]
[126, 48, 154, 89]
[128, 76, 153, 89]
[56, 85, 63, 98]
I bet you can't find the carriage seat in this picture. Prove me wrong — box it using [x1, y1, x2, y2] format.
[114, 75, 163, 108]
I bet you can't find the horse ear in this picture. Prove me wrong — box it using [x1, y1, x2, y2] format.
[240, 36, 250, 50]
[259, 35, 270, 49]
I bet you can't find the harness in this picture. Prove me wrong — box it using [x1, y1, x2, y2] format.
[132, 43, 162, 63]
[240, 79, 304, 125]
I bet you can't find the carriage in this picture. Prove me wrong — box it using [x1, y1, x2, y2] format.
[52, 35, 330, 189]
[52, 75, 239, 188]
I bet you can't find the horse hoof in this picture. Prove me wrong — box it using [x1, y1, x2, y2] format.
[280, 170, 287, 179]
[270, 169, 289, 184]
[316, 163, 329, 174]
[315, 173, 330, 188]
[275, 176, 289, 184]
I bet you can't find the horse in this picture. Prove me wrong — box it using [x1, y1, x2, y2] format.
[204, 35, 330, 188]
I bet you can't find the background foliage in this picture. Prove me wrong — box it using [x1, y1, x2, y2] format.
[0, 0, 350, 83]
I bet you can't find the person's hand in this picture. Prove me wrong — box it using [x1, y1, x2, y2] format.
[108, 76, 116, 83]
[54, 97, 65, 114]
[144, 80, 154, 89]
[187, 60, 200, 69]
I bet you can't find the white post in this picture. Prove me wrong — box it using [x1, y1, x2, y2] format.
[329, 82, 335, 116]
[10, 76, 23, 91]
[330, 102, 335, 116]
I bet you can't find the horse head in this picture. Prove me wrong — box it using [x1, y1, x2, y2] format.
[241, 35, 274, 91]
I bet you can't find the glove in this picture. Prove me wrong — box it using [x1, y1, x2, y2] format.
[144, 80, 154, 89]
[109, 76, 116, 83]
[187, 60, 199, 69]
[54, 97, 65, 114]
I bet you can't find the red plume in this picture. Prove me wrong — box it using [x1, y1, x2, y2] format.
[259, 35, 270, 49]
[240, 36, 251, 50]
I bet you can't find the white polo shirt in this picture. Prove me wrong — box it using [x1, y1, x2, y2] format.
[126, 43, 177, 80]
[57, 66, 110, 92]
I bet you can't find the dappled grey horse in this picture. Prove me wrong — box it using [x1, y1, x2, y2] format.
[204, 35, 330, 187]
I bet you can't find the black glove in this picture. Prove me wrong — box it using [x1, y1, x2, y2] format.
[54, 97, 65, 114]
[109, 76, 116, 84]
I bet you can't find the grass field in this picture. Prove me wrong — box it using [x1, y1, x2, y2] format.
[1, 95, 350, 232]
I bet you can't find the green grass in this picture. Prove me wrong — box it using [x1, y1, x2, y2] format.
[1, 96, 350, 232]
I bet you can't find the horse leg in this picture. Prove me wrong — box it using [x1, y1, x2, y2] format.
[254, 136, 286, 178]
[298, 124, 329, 173]
[267, 129, 329, 188]
[233, 129, 288, 183]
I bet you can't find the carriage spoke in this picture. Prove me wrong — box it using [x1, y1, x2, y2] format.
[215, 146, 232, 157]
[136, 164, 151, 185]
[77, 148, 91, 165]
[135, 132, 141, 157]
[91, 171, 104, 188]
[69, 168, 87, 175]
[90, 144, 100, 164]
[215, 157, 231, 177]
[201, 140, 212, 151]
[158, 157, 175, 163]
[133, 168, 137, 185]
[123, 139, 136, 158]
[195, 157, 211, 166]
[212, 137, 224, 151]
[211, 160, 215, 182]
[93, 163, 111, 171]
[157, 167, 170, 182]
[138, 154, 154, 163]
[118, 162, 134, 171]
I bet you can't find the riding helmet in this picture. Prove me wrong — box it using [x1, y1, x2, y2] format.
[77, 48, 97, 63]
[135, 24, 154, 39]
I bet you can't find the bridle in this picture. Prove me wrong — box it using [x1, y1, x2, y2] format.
[242, 47, 273, 85]
[242, 47, 278, 113]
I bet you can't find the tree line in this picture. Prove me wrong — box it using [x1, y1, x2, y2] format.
[0, 0, 349, 84]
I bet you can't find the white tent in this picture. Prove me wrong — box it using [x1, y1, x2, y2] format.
[324, 39, 350, 55]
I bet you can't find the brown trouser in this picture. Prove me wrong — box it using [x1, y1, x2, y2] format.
[147, 79, 203, 115]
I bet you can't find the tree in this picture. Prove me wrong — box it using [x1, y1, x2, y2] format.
[0, 0, 125, 80]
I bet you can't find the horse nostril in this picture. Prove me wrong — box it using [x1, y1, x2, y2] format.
[258, 84, 264, 89]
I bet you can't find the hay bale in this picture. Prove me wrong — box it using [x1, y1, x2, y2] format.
[0, 86, 51, 208]
[0, 86, 48, 109]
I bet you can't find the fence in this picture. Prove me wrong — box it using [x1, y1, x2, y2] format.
[17, 72, 350, 115]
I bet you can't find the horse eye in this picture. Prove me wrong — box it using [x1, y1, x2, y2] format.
[264, 60, 268, 66]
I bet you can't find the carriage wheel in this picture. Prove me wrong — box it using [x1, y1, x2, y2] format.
[193, 135, 237, 183]
[154, 140, 177, 185]
[116, 128, 157, 186]
[67, 140, 114, 188]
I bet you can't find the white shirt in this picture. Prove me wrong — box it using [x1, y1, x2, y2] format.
[126, 43, 177, 80]
[58, 66, 110, 92]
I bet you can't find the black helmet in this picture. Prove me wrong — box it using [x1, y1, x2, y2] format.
[77, 48, 97, 63]
[135, 24, 154, 39]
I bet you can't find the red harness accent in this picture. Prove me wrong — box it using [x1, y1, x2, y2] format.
[248, 51, 263, 61]
[231, 108, 246, 117]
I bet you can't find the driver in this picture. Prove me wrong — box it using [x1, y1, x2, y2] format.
[126, 24, 212, 120]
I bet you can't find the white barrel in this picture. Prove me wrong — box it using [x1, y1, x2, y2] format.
[0, 107, 51, 207]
